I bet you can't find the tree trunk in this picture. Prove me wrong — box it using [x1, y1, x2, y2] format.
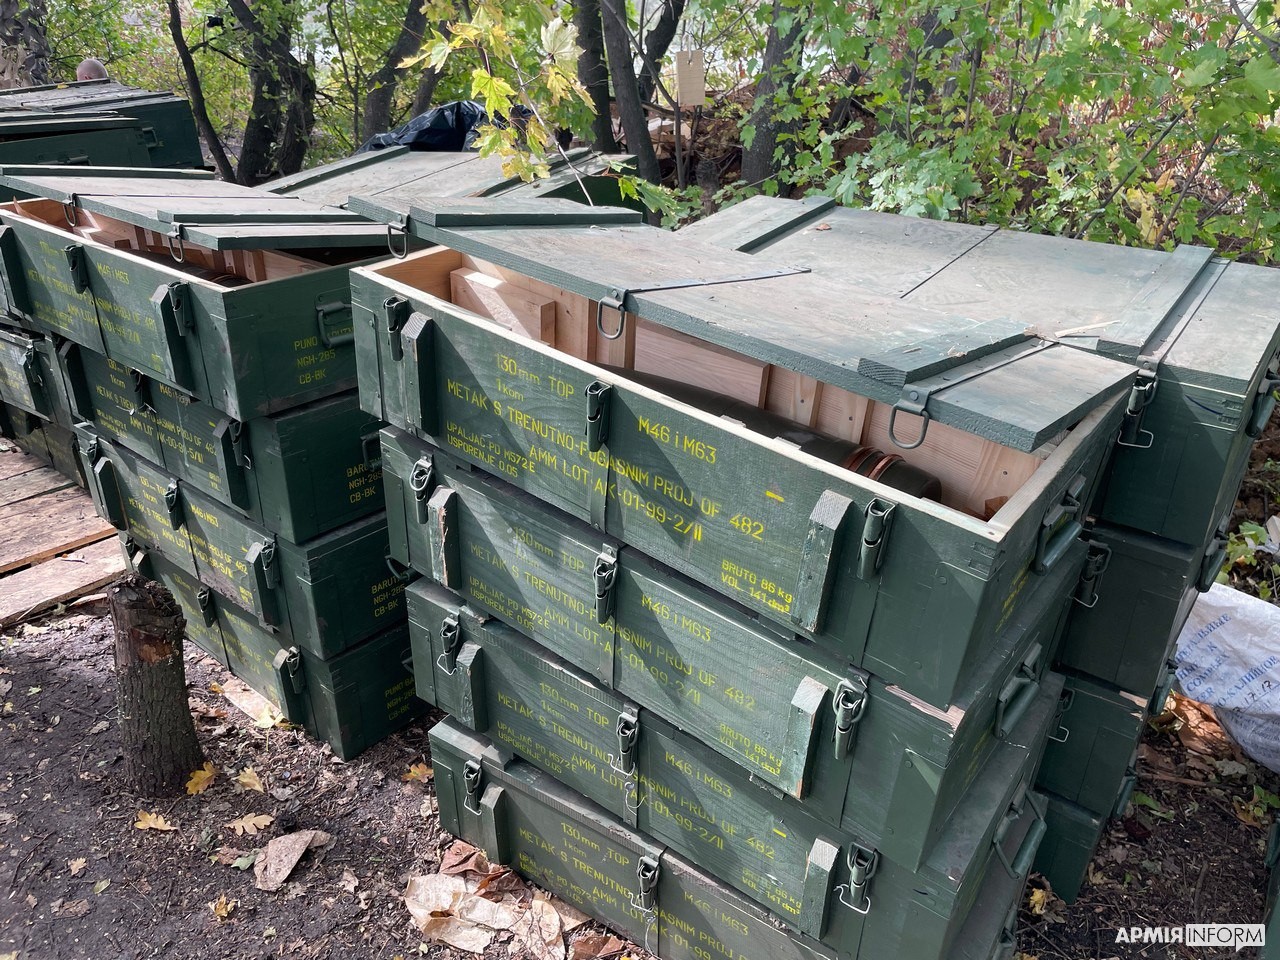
[166, 0, 236, 181]
[110, 574, 203, 798]
[361, 0, 431, 140]
[600, 0, 660, 182]
[636, 0, 686, 107]
[411, 67, 443, 117]
[740, 0, 808, 189]
[574, 0, 618, 152]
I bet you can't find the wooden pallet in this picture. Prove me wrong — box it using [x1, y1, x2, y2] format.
[0, 445, 122, 627]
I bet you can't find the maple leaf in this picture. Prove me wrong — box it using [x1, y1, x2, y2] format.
[226, 813, 274, 837]
[235, 767, 265, 793]
[210, 894, 237, 920]
[186, 762, 218, 795]
[67, 858, 87, 877]
[134, 811, 176, 832]
[402, 763, 433, 784]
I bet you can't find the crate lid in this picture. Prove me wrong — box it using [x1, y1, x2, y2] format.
[0, 168, 391, 249]
[360, 199, 1136, 450]
[0, 80, 183, 112]
[270, 147, 626, 211]
[0, 113, 142, 136]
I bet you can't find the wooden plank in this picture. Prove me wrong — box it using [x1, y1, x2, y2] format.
[373, 246, 466, 300]
[764, 367, 822, 427]
[814, 386, 872, 442]
[0, 537, 124, 626]
[0, 447, 44, 481]
[0, 486, 114, 574]
[633, 320, 769, 405]
[449, 268, 555, 343]
[0, 464, 73, 507]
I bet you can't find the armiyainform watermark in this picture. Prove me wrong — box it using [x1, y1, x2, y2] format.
[1115, 925, 1266, 950]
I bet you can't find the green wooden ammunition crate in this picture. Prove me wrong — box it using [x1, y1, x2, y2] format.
[409, 569, 1070, 874]
[0, 80, 202, 169]
[1036, 673, 1146, 818]
[58, 343, 384, 542]
[1031, 792, 1105, 904]
[0, 325, 73, 424]
[265, 146, 633, 215]
[0, 168, 391, 418]
[124, 537, 421, 759]
[683, 197, 1280, 559]
[122, 536, 229, 667]
[431, 716, 1051, 960]
[1059, 523, 1213, 696]
[1, 401, 83, 482]
[393, 432, 1080, 859]
[74, 423, 406, 658]
[420, 606, 1062, 944]
[353, 255, 1127, 711]
[0, 115, 153, 173]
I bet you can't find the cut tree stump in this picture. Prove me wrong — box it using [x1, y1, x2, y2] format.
[109, 574, 204, 798]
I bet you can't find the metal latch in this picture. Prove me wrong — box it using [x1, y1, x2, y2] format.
[463, 759, 483, 814]
[1118, 369, 1158, 448]
[632, 856, 660, 914]
[1075, 540, 1112, 608]
[282, 647, 304, 694]
[410, 456, 435, 524]
[585, 380, 612, 452]
[856, 499, 895, 580]
[63, 244, 89, 293]
[613, 710, 639, 776]
[163, 479, 181, 526]
[1247, 359, 1280, 439]
[247, 539, 278, 591]
[196, 586, 216, 627]
[154, 281, 192, 334]
[832, 676, 869, 760]
[837, 844, 878, 915]
[436, 615, 463, 676]
[594, 545, 619, 623]
[383, 295, 411, 361]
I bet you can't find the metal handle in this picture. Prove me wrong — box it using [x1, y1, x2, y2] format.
[995, 671, 1040, 740]
[316, 301, 355, 348]
[1198, 532, 1229, 592]
[995, 792, 1047, 878]
[1034, 475, 1085, 575]
[140, 126, 160, 148]
[886, 403, 930, 450]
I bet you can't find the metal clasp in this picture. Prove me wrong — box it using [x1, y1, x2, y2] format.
[163, 479, 181, 526]
[611, 710, 639, 776]
[196, 586, 216, 626]
[1074, 540, 1112, 608]
[253, 539, 278, 590]
[887, 387, 932, 450]
[1118, 369, 1158, 448]
[596, 291, 627, 341]
[436, 615, 463, 676]
[463, 759, 483, 815]
[386, 223, 409, 260]
[165, 228, 187, 264]
[630, 855, 659, 914]
[282, 647, 304, 694]
[836, 844, 878, 915]
[832, 676, 868, 760]
[410, 456, 434, 524]
[594, 545, 619, 624]
[383, 295, 411, 361]
[856, 499, 895, 580]
[585, 380, 612, 452]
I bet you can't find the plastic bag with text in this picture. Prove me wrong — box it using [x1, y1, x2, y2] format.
[1175, 582, 1280, 774]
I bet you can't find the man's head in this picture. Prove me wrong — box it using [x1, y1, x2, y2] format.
[75, 58, 108, 82]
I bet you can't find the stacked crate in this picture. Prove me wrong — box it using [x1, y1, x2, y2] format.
[346, 195, 1156, 958]
[680, 196, 1280, 902]
[0, 79, 204, 170]
[0, 166, 421, 759]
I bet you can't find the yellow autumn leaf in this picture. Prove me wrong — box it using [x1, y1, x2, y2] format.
[210, 893, 237, 920]
[134, 811, 176, 831]
[235, 767, 264, 793]
[186, 762, 218, 795]
[254, 705, 287, 729]
[67, 857, 87, 877]
[226, 813, 273, 836]
[1028, 887, 1048, 916]
[402, 763, 433, 784]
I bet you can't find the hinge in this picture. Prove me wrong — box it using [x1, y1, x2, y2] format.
[410, 456, 435, 524]
[593, 545, 619, 623]
[1118, 369, 1158, 448]
[832, 676, 869, 760]
[837, 844, 878, 915]
[585, 380, 612, 453]
[463, 759, 483, 814]
[436, 614, 463, 676]
[856, 499, 895, 580]
[612, 709, 639, 776]
[1074, 540, 1112, 608]
[383, 295, 411, 361]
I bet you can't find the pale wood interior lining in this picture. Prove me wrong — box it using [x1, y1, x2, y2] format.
[2, 199, 335, 286]
[387, 246, 1047, 519]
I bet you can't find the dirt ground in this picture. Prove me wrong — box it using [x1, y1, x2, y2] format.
[4, 421, 1280, 960]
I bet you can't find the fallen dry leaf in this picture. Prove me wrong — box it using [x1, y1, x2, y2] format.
[402, 763, 433, 784]
[512, 896, 565, 960]
[235, 767, 265, 793]
[1028, 887, 1048, 916]
[212, 846, 247, 866]
[253, 829, 332, 892]
[88, 720, 109, 735]
[440, 841, 492, 880]
[340, 869, 359, 894]
[226, 813, 274, 837]
[186, 762, 218, 795]
[572, 935, 625, 960]
[549, 897, 590, 934]
[92, 879, 110, 895]
[53, 898, 90, 918]
[418, 916, 494, 953]
[210, 894, 237, 920]
[67, 858, 87, 877]
[254, 705, 288, 729]
[134, 811, 176, 832]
